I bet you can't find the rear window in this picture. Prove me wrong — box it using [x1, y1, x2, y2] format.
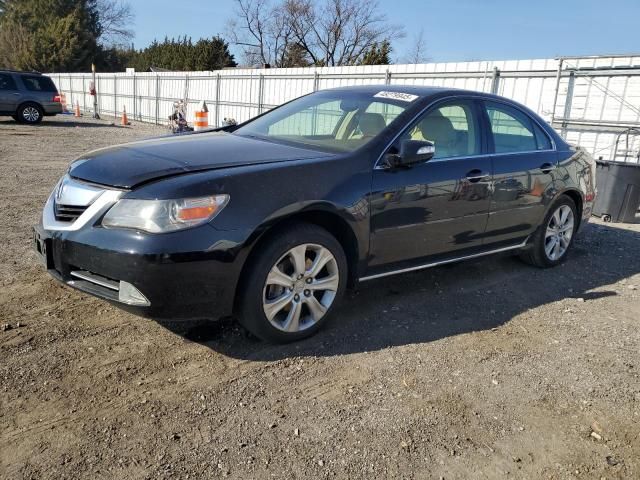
[20, 75, 57, 92]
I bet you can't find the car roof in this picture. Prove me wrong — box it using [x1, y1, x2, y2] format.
[0, 69, 42, 75]
[320, 84, 511, 102]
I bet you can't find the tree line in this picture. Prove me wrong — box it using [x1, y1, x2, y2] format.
[0, 0, 425, 73]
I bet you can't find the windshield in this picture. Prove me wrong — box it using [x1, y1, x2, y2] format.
[234, 90, 416, 152]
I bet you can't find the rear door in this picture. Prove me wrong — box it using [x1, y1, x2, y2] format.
[369, 98, 493, 271]
[0, 73, 21, 113]
[482, 100, 557, 246]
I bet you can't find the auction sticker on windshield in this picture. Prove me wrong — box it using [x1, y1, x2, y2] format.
[373, 91, 419, 102]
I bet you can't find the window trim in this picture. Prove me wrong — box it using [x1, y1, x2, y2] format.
[374, 94, 557, 170]
[481, 98, 556, 155]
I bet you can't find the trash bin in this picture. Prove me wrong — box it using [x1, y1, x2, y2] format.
[592, 128, 640, 223]
[593, 160, 640, 222]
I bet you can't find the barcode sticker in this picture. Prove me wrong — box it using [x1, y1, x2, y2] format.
[373, 91, 419, 102]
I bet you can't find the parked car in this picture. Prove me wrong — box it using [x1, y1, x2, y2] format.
[33, 86, 596, 342]
[0, 70, 63, 123]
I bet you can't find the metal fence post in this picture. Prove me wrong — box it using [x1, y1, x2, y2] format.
[551, 58, 564, 124]
[313, 71, 319, 92]
[133, 73, 137, 121]
[561, 69, 576, 139]
[257, 74, 264, 114]
[385, 69, 391, 85]
[215, 73, 221, 127]
[81, 76, 86, 112]
[113, 75, 117, 118]
[155, 75, 160, 125]
[490, 67, 501, 94]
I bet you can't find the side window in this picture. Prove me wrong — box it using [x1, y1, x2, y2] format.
[485, 101, 551, 153]
[402, 100, 480, 159]
[20, 75, 57, 92]
[0, 73, 17, 90]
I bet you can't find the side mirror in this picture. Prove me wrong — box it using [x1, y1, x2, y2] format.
[384, 140, 435, 168]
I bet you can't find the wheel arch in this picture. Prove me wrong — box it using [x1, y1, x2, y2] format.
[553, 188, 583, 227]
[234, 206, 363, 312]
[16, 101, 44, 119]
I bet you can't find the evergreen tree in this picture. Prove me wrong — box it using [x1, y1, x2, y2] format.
[359, 40, 392, 66]
[0, 0, 101, 71]
[127, 36, 236, 72]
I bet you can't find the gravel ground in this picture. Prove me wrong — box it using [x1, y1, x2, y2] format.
[1, 114, 639, 480]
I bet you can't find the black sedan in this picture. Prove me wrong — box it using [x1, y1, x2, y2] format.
[34, 86, 596, 342]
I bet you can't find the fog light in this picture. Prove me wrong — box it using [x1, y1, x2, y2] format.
[118, 281, 150, 306]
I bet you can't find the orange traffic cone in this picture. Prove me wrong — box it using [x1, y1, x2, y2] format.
[74, 100, 81, 117]
[121, 105, 129, 126]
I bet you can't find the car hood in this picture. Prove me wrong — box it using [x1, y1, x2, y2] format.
[68, 131, 330, 189]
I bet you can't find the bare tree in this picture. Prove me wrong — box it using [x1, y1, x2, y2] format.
[229, 0, 402, 67]
[403, 27, 429, 64]
[96, 0, 135, 46]
[227, 0, 294, 66]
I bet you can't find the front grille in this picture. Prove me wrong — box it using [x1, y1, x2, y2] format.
[54, 202, 87, 222]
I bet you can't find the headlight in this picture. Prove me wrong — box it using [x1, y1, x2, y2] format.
[102, 195, 229, 233]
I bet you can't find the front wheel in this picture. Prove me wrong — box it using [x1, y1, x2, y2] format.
[236, 223, 347, 343]
[520, 195, 578, 268]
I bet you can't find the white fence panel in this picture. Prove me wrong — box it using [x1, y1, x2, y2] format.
[48, 54, 640, 159]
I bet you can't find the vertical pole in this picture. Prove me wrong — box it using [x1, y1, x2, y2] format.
[133, 73, 137, 121]
[113, 75, 117, 119]
[490, 67, 500, 94]
[69, 74, 73, 109]
[92, 64, 100, 119]
[385, 69, 391, 85]
[257, 74, 264, 114]
[215, 73, 221, 127]
[155, 75, 160, 125]
[184, 74, 190, 105]
[551, 58, 564, 125]
[561, 70, 576, 139]
[82, 76, 86, 112]
[313, 71, 319, 92]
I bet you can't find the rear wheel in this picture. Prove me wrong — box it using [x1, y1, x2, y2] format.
[520, 195, 578, 268]
[237, 223, 347, 343]
[17, 103, 43, 124]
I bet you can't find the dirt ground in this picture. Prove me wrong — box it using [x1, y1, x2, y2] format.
[1, 114, 639, 480]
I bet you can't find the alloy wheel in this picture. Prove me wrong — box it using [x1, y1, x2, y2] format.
[22, 106, 40, 123]
[262, 243, 339, 333]
[544, 205, 574, 261]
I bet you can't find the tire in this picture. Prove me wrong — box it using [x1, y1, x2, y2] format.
[520, 195, 578, 268]
[236, 223, 347, 343]
[17, 103, 43, 124]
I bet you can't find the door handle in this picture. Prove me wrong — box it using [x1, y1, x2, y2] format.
[465, 169, 490, 182]
[539, 162, 557, 173]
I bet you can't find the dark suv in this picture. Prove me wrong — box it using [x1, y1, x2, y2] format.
[0, 70, 63, 123]
[34, 86, 596, 343]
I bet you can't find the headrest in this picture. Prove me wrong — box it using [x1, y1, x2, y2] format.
[419, 114, 455, 142]
[358, 113, 386, 137]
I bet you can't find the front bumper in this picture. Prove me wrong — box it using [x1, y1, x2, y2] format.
[33, 222, 247, 320]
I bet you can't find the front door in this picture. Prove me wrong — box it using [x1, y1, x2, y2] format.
[481, 100, 558, 246]
[0, 73, 20, 113]
[368, 98, 493, 272]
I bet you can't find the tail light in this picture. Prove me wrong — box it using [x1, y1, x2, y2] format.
[53, 95, 62, 103]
